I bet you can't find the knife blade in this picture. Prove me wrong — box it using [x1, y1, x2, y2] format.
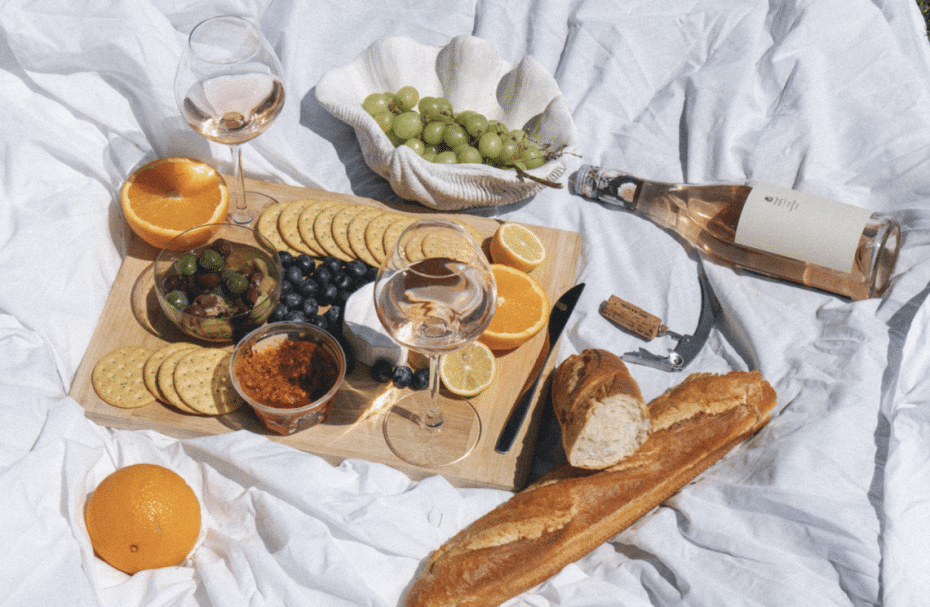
[495, 282, 585, 454]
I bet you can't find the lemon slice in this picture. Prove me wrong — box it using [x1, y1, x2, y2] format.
[439, 342, 496, 397]
[489, 222, 545, 273]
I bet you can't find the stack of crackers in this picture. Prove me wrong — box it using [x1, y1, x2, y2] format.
[257, 198, 484, 266]
[92, 343, 243, 416]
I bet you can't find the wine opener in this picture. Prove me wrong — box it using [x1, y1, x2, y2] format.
[601, 268, 715, 372]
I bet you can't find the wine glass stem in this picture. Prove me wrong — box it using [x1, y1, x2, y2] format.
[422, 354, 443, 429]
[229, 143, 252, 225]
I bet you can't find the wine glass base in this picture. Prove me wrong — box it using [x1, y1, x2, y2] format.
[382, 392, 481, 468]
[229, 191, 278, 225]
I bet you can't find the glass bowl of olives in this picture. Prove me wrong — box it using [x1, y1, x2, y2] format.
[153, 223, 282, 342]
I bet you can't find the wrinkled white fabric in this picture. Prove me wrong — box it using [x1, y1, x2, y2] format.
[2, 0, 930, 605]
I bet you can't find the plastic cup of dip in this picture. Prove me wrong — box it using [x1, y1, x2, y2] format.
[230, 321, 346, 435]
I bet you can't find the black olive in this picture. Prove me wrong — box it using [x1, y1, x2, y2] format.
[371, 358, 394, 383]
[182, 302, 207, 318]
[211, 238, 233, 259]
[163, 273, 187, 292]
[392, 366, 414, 389]
[249, 272, 265, 290]
[244, 286, 261, 306]
[196, 272, 222, 290]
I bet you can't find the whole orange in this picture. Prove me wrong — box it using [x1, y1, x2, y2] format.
[84, 463, 202, 574]
[120, 157, 228, 250]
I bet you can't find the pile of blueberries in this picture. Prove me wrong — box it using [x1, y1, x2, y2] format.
[271, 251, 431, 391]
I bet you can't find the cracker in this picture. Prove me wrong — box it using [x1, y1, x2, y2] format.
[331, 204, 374, 261]
[277, 199, 318, 256]
[157, 346, 202, 414]
[403, 228, 429, 263]
[297, 199, 341, 257]
[364, 212, 401, 265]
[382, 216, 417, 260]
[92, 346, 157, 409]
[174, 348, 244, 415]
[313, 203, 354, 262]
[257, 203, 298, 255]
[143, 342, 198, 401]
[348, 208, 384, 267]
[421, 228, 475, 263]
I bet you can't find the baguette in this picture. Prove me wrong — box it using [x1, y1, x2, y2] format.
[551, 349, 649, 469]
[404, 370, 777, 607]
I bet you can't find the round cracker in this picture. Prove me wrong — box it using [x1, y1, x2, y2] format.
[143, 342, 198, 401]
[331, 204, 374, 261]
[277, 199, 317, 256]
[421, 228, 476, 263]
[364, 212, 401, 265]
[297, 199, 341, 257]
[258, 203, 299, 255]
[157, 347, 202, 414]
[174, 348, 244, 415]
[313, 204, 354, 262]
[403, 228, 429, 263]
[92, 346, 157, 409]
[382, 216, 417, 260]
[347, 208, 384, 267]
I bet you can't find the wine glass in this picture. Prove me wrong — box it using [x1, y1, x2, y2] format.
[373, 219, 497, 468]
[174, 16, 285, 225]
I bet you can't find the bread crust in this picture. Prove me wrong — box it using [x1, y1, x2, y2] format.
[404, 370, 777, 607]
[551, 349, 649, 469]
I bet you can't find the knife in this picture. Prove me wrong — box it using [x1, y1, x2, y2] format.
[495, 282, 585, 454]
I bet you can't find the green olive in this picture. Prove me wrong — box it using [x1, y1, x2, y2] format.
[225, 272, 248, 296]
[198, 249, 224, 272]
[166, 290, 189, 311]
[175, 254, 198, 276]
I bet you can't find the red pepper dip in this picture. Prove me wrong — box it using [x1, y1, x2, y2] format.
[234, 337, 340, 408]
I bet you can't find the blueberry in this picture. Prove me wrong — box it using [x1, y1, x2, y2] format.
[301, 297, 320, 316]
[278, 251, 294, 267]
[284, 265, 303, 284]
[297, 278, 319, 298]
[318, 284, 339, 306]
[284, 310, 309, 323]
[371, 358, 394, 382]
[364, 264, 379, 283]
[392, 366, 414, 389]
[315, 267, 332, 286]
[334, 273, 353, 291]
[307, 314, 328, 331]
[412, 368, 431, 390]
[269, 303, 289, 322]
[282, 292, 304, 310]
[323, 305, 342, 328]
[322, 256, 343, 275]
[295, 254, 315, 276]
[346, 260, 368, 280]
[280, 280, 294, 295]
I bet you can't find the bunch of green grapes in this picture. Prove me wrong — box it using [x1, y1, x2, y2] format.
[362, 85, 554, 171]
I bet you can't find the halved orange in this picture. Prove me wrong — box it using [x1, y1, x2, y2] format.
[121, 157, 229, 250]
[479, 264, 550, 351]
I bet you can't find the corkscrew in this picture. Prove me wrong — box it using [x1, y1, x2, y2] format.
[600, 268, 716, 372]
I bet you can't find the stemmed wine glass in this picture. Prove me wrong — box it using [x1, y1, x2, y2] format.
[174, 16, 285, 224]
[373, 219, 497, 468]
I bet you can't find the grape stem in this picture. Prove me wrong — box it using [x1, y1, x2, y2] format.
[513, 165, 564, 189]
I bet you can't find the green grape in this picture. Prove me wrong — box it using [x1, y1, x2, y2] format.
[454, 110, 478, 127]
[435, 97, 453, 115]
[435, 150, 458, 164]
[519, 143, 545, 169]
[373, 111, 393, 134]
[464, 114, 488, 138]
[387, 131, 405, 147]
[422, 121, 445, 145]
[362, 92, 390, 116]
[393, 86, 419, 112]
[486, 119, 506, 135]
[443, 123, 469, 148]
[456, 146, 483, 164]
[403, 138, 425, 156]
[509, 129, 527, 144]
[422, 144, 440, 162]
[478, 132, 502, 160]
[418, 96, 443, 121]
[392, 111, 423, 140]
[497, 139, 519, 164]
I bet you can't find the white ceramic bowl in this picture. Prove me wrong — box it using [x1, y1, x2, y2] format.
[316, 35, 579, 210]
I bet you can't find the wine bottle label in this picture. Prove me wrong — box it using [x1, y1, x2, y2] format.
[735, 183, 873, 273]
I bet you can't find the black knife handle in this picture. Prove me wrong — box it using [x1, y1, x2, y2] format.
[495, 374, 542, 453]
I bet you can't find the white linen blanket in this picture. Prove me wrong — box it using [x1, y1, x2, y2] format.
[2, 0, 930, 605]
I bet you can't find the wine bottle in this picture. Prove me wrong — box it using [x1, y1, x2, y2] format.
[572, 165, 900, 300]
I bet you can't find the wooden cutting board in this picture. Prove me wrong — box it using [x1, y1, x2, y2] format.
[70, 176, 582, 490]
